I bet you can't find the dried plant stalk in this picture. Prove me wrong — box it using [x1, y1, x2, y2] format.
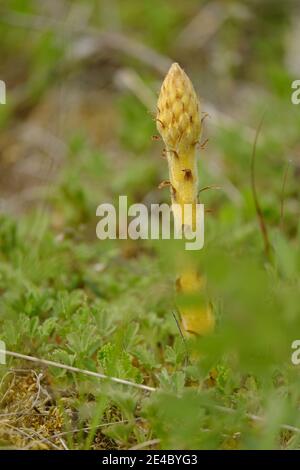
[157, 63, 214, 335]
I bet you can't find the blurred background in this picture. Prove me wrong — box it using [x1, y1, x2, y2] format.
[0, 0, 299, 223]
[1, 0, 300, 451]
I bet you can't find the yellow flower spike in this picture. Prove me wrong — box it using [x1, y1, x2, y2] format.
[177, 267, 215, 336]
[157, 63, 200, 229]
[157, 63, 214, 336]
[157, 63, 201, 155]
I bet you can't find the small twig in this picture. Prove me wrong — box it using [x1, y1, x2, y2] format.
[214, 405, 300, 435]
[280, 160, 292, 231]
[172, 311, 189, 367]
[58, 437, 69, 450]
[3, 423, 61, 450]
[13, 371, 44, 425]
[0, 349, 155, 392]
[129, 438, 161, 450]
[115, 68, 157, 110]
[0, 370, 48, 420]
[250, 115, 271, 259]
[0, 371, 16, 405]
[30, 372, 43, 410]
[49, 418, 141, 441]
[175, 1, 232, 50]
[2, 349, 300, 436]
[27, 428, 62, 450]
[0, 10, 171, 75]
[199, 138, 209, 150]
[198, 185, 221, 195]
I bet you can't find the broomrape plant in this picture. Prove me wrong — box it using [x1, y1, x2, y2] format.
[156, 63, 214, 336]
